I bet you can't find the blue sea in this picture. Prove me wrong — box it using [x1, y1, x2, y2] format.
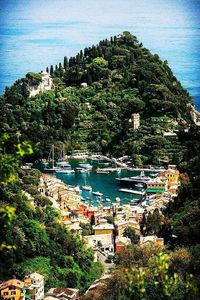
[0, 0, 200, 109]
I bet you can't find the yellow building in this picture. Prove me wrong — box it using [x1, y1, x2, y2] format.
[116, 220, 139, 237]
[93, 219, 114, 235]
[162, 168, 180, 188]
[147, 177, 167, 194]
[0, 279, 25, 300]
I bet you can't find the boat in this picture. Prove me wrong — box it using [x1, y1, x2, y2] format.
[79, 168, 90, 173]
[56, 168, 75, 174]
[96, 169, 110, 174]
[44, 145, 62, 173]
[57, 161, 70, 168]
[115, 197, 120, 202]
[74, 186, 81, 193]
[106, 198, 111, 202]
[57, 145, 70, 167]
[130, 199, 138, 204]
[119, 188, 146, 195]
[92, 191, 103, 196]
[135, 183, 143, 188]
[130, 198, 140, 203]
[79, 163, 93, 170]
[82, 185, 92, 191]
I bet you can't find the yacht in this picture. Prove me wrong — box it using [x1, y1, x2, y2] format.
[92, 191, 103, 196]
[56, 167, 75, 174]
[82, 185, 92, 191]
[79, 163, 93, 170]
[106, 198, 111, 202]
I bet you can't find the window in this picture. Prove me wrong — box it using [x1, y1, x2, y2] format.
[11, 292, 16, 295]
[4, 292, 9, 296]
[9, 287, 15, 290]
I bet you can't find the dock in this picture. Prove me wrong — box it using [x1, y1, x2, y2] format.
[119, 188, 146, 195]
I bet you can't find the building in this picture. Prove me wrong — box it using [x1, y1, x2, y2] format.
[116, 236, 131, 253]
[140, 235, 164, 247]
[93, 219, 114, 235]
[24, 273, 44, 300]
[131, 113, 140, 130]
[84, 233, 114, 253]
[29, 71, 53, 98]
[44, 287, 79, 300]
[0, 279, 25, 300]
[161, 168, 180, 189]
[147, 177, 167, 194]
[38, 178, 46, 195]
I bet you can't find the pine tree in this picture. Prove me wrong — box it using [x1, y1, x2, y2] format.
[46, 67, 49, 73]
[50, 65, 54, 75]
[63, 56, 68, 70]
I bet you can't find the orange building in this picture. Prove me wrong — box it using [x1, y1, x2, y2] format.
[0, 279, 25, 300]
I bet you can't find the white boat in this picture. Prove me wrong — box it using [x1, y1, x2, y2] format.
[56, 168, 75, 174]
[106, 198, 111, 202]
[79, 168, 90, 173]
[115, 197, 120, 202]
[119, 188, 146, 195]
[57, 161, 70, 168]
[44, 145, 63, 173]
[82, 185, 92, 191]
[135, 183, 143, 188]
[74, 186, 81, 193]
[92, 191, 103, 196]
[96, 169, 110, 174]
[130, 199, 138, 203]
[79, 163, 93, 170]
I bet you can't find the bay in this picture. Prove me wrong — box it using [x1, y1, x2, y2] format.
[0, 0, 200, 109]
[56, 159, 148, 207]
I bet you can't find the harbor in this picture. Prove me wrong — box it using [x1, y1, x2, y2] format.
[39, 152, 179, 207]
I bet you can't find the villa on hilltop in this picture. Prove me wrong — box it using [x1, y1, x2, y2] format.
[29, 71, 53, 97]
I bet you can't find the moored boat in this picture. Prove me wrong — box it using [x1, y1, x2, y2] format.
[92, 191, 103, 196]
[82, 185, 92, 191]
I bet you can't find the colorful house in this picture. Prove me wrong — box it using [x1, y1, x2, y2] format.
[147, 177, 167, 194]
[24, 273, 44, 300]
[0, 279, 25, 300]
[162, 168, 180, 188]
[93, 219, 114, 235]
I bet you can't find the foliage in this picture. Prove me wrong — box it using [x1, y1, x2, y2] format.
[123, 226, 139, 244]
[84, 247, 199, 300]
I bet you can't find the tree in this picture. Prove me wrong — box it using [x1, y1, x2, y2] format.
[123, 226, 139, 244]
[50, 65, 54, 75]
[64, 56, 68, 70]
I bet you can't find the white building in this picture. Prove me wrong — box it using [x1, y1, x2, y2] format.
[29, 71, 53, 97]
[24, 273, 44, 300]
[131, 113, 140, 130]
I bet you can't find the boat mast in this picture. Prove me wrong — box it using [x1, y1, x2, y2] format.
[52, 144, 54, 168]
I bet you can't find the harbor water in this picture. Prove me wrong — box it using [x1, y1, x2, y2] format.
[55, 158, 147, 206]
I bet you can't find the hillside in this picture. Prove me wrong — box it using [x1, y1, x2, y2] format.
[0, 31, 200, 298]
[0, 31, 193, 165]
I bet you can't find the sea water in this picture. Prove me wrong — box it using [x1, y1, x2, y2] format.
[56, 159, 147, 207]
[0, 0, 200, 109]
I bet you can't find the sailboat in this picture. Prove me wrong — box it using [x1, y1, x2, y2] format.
[82, 175, 92, 191]
[56, 144, 75, 174]
[44, 145, 61, 173]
